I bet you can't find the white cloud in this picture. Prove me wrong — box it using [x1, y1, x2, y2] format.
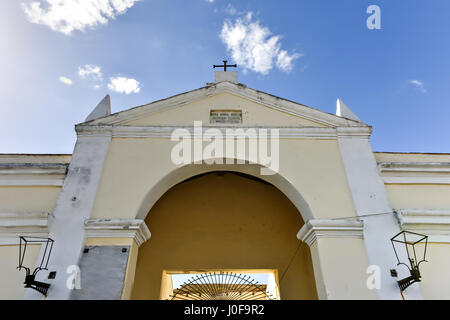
[59, 76, 73, 85]
[408, 79, 427, 93]
[220, 12, 301, 75]
[108, 76, 141, 94]
[21, 0, 140, 35]
[225, 4, 237, 15]
[78, 64, 103, 80]
[276, 50, 299, 72]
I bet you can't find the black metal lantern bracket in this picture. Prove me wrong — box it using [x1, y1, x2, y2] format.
[18, 236, 55, 297]
[391, 231, 428, 292]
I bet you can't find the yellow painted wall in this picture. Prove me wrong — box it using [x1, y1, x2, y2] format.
[125, 92, 327, 127]
[91, 138, 356, 221]
[376, 152, 450, 209]
[419, 243, 450, 299]
[0, 186, 61, 213]
[310, 238, 378, 300]
[0, 155, 67, 299]
[0, 244, 41, 300]
[131, 172, 318, 300]
[386, 185, 450, 210]
[377, 152, 450, 299]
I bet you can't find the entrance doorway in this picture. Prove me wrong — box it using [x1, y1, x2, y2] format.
[131, 172, 318, 299]
[163, 270, 280, 300]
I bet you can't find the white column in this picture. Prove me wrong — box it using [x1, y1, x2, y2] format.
[25, 128, 112, 300]
[337, 128, 422, 300]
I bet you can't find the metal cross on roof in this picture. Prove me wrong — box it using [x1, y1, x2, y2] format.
[213, 60, 237, 72]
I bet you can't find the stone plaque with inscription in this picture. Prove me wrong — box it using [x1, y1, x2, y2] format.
[210, 110, 242, 124]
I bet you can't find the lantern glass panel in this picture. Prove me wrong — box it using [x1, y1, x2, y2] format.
[18, 236, 54, 273]
[391, 231, 428, 271]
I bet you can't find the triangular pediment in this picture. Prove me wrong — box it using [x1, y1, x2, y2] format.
[84, 81, 366, 128]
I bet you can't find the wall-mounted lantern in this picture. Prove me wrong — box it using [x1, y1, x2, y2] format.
[391, 231, 428, 292]
[18, 236, 55, 296]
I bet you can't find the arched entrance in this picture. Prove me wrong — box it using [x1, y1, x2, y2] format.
[131, 171, 318, 299]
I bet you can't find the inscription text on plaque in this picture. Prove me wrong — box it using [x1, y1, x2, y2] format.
[210, 110, 242, 124]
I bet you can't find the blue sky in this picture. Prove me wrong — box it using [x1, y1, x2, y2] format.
[172, 273, 270, 291]
[1, 0, 449, 154]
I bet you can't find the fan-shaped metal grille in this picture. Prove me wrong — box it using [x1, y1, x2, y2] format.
[170, 272, 275, 300]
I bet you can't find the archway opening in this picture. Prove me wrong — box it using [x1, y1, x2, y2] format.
[164, 270, 280, 300]
[131, 171, 318, 300]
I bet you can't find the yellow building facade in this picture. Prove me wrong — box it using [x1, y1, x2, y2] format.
[1, 71, 448, 300]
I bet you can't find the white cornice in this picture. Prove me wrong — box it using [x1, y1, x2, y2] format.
[75, 125, 372, 140]
[84, 82, 366, 128]
[0, 213, 49, 245]
[382, 177, 450, 184]
[396, 209, 450, 243]
[379, 162, 450, 173]
[84, 219, 151, 246]
[75, 125, 113, 138]
[379, 162, 450, 185]
[336, 127, 373, 138]
[0, 163, 68, 175]
[0, 163, 67, 186]
[297, 219, 364, 247]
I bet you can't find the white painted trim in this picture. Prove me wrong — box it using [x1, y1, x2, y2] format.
[379, 162, 450, 173]
[297, 219, 364, 247]
[84, 219, 151, 247]
[396, 209, 450, 243]
[0, 179, 65, 186]
[0, 163, 68, 175]
[0, 213, 49, 245]
[75, 125, 372, 140]
[336, 127, 373, 138]
[336, 136, 421, 299]
[26, 134, 113, 300]
[0, 163, 67, 186]
[85, 82, 366, 128]
[379, 162, 450, 185]
[75, 125, 113, 138]
[382, 177, 450, 185]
